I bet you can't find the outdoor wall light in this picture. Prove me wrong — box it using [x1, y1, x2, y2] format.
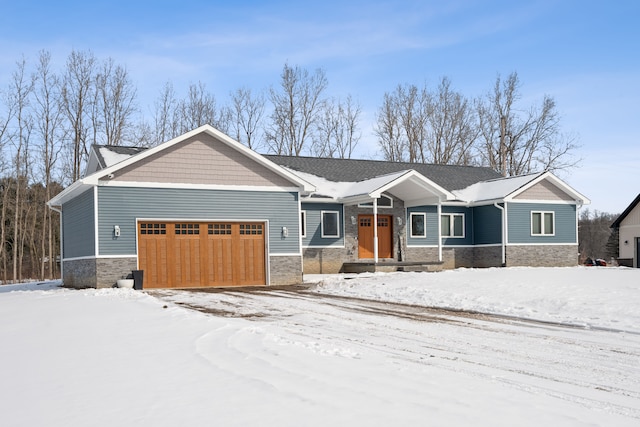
[351, 216, 357, 225]
[114, 225, 121, 237]
[397, 216, 403, 226]
[282, 226, 288, 238]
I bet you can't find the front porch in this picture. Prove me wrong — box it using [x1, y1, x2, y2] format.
[342, 260, 444, 273]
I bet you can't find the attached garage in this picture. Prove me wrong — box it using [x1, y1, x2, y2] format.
[48, 125, 313, 289]
[138, 221, 266, 288]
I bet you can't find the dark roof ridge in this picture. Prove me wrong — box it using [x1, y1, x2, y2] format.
[265, 154, 494, 171]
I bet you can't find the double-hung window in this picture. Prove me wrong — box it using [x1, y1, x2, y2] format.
[321, 211, 340, 238]
[441, 213, 464, 238]
[531, 211, 554, 236]
[410, 213, 426, 238]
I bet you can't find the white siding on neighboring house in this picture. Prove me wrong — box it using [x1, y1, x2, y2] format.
[619, 203, 640, 260]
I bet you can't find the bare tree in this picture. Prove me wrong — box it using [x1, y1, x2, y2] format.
[177, 81, 229, 135]
[427, 77, 478, 165]
[151, 81, 179, 145]
[95, 58, 138, 145]
[33, 50, 63, 279]
[230, 87, 265, 150]
[476, 72, 579, 176]
[313, 95, 361, 159]
[375, 91, 406, 162]
[7, 57, 34, 281]
[578, 209, 618, 263]
[61, 50, 96, 182]
[266, 63, 328, 155]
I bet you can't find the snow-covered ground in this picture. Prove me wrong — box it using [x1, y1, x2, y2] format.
[0, 267, 638, 426]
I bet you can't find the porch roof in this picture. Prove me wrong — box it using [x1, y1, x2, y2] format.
[286, 167, 456, 206]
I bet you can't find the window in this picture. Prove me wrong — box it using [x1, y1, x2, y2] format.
[300, 211, 306, 238]
[410, 213, 426, 238]
[140, 223, 166, 235]
[240, 223, 263, 235]
[441, 214, 464, 238]
[531, 211, 554, 236]
[209, 224, 231, 235]
[175, 223, 199, 235]
[321, 211, 340, 238]
[358, 194, 393, 208]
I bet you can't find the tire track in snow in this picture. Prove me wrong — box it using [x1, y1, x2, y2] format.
[150, 287, 640, 420]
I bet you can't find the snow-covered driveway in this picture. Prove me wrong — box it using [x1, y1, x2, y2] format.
[152, 283, 640, 425]
[2, 267, 639, 426]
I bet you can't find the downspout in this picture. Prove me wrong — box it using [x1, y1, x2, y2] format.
[48, 204, 63, 280]
[373, 198, 379, 263]
[494, 202, 506, 266]
[437, 201, 443, 262]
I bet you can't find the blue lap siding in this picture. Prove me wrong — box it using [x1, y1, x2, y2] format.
[301, 203, 344, 247]
[406, 206, 473, 246]
[62, 188, 95, 258]
[97, 186, 300, 256]
[472, 204, 503, 245]
[507, 202, 577, 244]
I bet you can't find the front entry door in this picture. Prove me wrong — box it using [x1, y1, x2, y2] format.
[358, 215, 393, 259]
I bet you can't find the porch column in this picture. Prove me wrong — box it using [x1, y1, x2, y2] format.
[437, 201, 443, 262]
[373, 198, 379, 263]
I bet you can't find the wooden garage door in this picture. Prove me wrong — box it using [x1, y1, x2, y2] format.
[138, 221, 266, 289]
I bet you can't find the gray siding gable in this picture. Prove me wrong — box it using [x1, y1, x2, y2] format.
[62, 188, 95, 258]
[97, 186, 300, 256]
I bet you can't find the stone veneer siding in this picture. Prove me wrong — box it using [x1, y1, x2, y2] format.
[65, 255, 303, 288]
[62, 258, 98, 288]
[473, 246, 503, 268]
[269, 255, 303, 285]
[505, 245, 579, 267]
[404, 247, 475, 270]
[96, 257, 138, 288]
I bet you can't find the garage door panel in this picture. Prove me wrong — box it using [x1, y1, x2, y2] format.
[206, 237, 234, 286]
[138, 221, 266, 288]
[138, 223, 170, 288]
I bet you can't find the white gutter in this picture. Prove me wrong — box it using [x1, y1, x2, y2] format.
[494, 202, 506, 266]
[437, 201, 443, 262]
[373, 198, 379, 263]
[48, 204, 63, 280]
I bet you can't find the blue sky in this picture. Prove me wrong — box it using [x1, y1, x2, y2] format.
[1, 0, 638, 213]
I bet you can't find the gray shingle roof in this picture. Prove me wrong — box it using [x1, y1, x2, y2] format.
[265, 155, 501, 192]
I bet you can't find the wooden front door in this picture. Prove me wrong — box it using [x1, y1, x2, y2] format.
[358, 215, 393, 259]
[138, 221, 266, 288]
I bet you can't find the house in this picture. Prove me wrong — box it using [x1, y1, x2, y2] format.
[611, 194, 640, 268]
[47, 125, 590, 289]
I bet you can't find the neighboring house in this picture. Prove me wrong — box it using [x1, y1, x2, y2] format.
[47, 125, 590, 289]
[611, 194, 640, 268]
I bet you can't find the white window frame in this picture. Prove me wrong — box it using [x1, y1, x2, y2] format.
[300, 210, 306, 238]
[531, 211, 555, 236]
[358, 194, 393, 208]
[441, 213, 465, 238]
[321, 211, 340, 238]
[410, 213, 426, 238]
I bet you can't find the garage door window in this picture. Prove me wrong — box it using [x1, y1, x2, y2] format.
[209, 224, 231, 235]
[240, 223, 263, 235]
[175, 223, 200, 235]
[140, 223, 166, 235]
